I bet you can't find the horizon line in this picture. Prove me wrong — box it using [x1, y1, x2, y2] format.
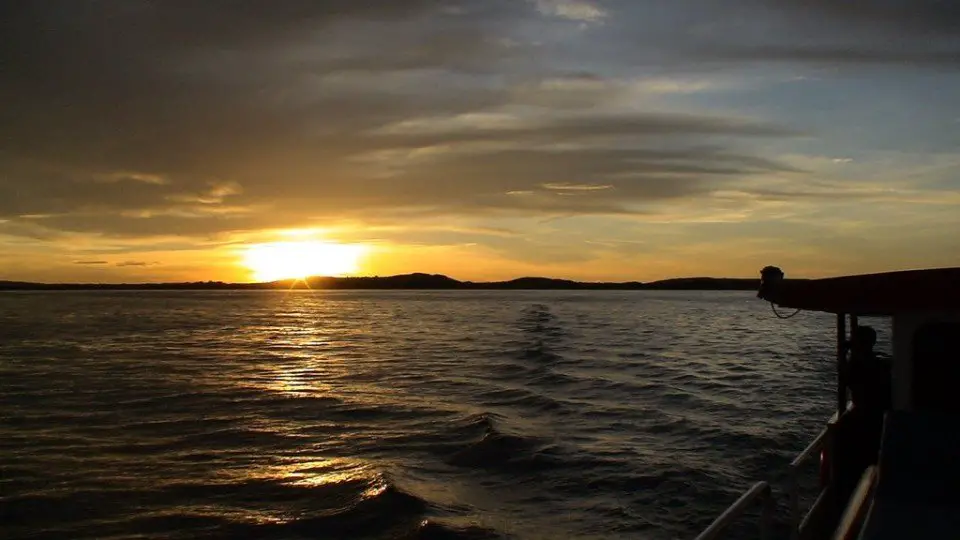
[0, 272, 762, 287]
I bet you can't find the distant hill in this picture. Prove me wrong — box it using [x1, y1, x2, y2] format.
[297, 273, 462, 289]
[644, 277, 758, 290]
[467, 277, 646, 290]
[0, 274, 758, 291]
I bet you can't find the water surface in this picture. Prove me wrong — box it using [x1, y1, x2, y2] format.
[1, 290, 886, 539]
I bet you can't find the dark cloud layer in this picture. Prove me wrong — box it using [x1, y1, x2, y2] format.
[772, 0, 960, 34]
[591, 0, 960, 69]
[1, 0, 955, 242]
[696, 0, 960, 67]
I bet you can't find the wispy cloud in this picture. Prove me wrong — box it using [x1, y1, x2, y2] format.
[97, 172, 170, 185]
[541, 183, 613, 191]
[533, 0, 607, 23]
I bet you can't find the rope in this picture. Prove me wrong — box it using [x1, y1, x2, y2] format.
[771, 302, 801, 319]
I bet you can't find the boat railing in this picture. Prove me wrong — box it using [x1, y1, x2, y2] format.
[693, 481, 774, 540]
[832, 466, 877, 540]
[695, 411, 842, 540]
[788, 424, 830, 539]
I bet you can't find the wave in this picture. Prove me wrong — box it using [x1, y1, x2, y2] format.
[448, 412, 503, 440]
[441, 412, 541, 470]
[518, 340, 563, 364]
[447, 430, 538, 469]
[274, 480, 427, 539]
[517, 304, 567, 341]
[474, 386, 564, 413]
[404, 519, 506, 539]
[441, 413, 607, 475]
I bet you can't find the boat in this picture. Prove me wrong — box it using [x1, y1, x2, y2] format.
[695, 265, 960, 540]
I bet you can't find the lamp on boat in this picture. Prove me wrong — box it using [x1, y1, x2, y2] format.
[758, 266, 784, 300]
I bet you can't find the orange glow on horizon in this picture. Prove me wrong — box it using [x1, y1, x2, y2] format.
[242, 241, 367, 282]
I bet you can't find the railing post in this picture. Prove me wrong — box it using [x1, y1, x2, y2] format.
[787, 421, 831, 540]
[789, 466, 799, 540]
[826, 421, 843, 524]
[761, 485, 773, 540]
[836, 313, 847, 415]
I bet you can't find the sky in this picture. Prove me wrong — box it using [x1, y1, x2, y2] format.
[2, 0, 959, 283]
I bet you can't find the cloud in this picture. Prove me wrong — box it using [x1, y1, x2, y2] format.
[115, 261, 155, 267]
[629, 76, 731, 95]
[543, 1, 960, 71]
[167, 181, 244, 205]
[98, 172, 171, 185]
[73, 260, 108, 265]
[542, 183, 613, 191]
[680, 0, 960, 68]
[768, 1, 960, 36]
[373, 112, 798, 142]
[534, 0, 607, 23]
[702, 46, 960, 68]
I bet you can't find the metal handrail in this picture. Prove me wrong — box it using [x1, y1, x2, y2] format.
[791, 425, 829, 469]
[788, 408, 849, 540]
[788, 425, 830, 539]
[696, 411, 846, 540]
[694, 481, 774, 540]
[832, 466, 877, 540]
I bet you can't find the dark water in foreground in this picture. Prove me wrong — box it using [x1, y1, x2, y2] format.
[1, 290, 889, 539]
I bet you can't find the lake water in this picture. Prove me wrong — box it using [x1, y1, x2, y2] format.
[0, 290, 890, 539]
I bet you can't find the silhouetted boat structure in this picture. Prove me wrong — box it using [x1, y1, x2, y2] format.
[696, 266, 960, 540]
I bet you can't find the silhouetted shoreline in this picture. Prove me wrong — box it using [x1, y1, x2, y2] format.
[0, 273, 758, 291]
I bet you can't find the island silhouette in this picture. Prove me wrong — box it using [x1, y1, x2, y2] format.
[0, 273, 758, 291]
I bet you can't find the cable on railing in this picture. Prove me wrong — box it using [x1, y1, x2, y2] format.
[771, 302, 802, 319]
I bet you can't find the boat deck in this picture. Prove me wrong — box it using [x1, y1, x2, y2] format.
[857, 410, 960, 539]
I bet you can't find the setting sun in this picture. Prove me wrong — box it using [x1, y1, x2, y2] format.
[242, 241, 366, 282]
